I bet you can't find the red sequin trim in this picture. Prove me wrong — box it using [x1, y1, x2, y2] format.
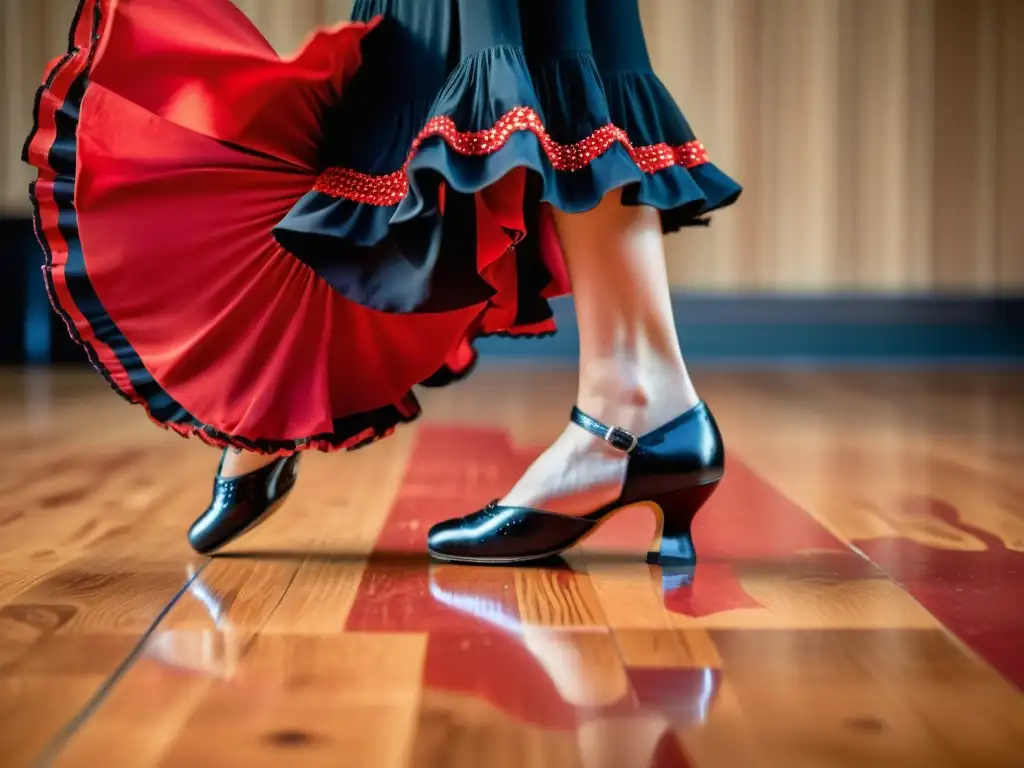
[314, 106, 710, 206]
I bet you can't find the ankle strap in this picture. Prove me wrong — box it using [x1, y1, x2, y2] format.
[570, 407, 638, 453]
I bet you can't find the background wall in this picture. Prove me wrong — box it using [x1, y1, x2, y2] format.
[1, 0, 1021, 295]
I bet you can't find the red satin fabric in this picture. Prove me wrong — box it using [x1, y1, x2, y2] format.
[39, 0, 546, 447]
[30, 0, 143, 402]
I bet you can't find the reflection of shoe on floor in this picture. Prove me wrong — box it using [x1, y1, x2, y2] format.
[429, 566, 721, 730]
[577, 716, 691, 768]
[524, 628, 632, 709]
[628, 666, 720, 723]
[660, 564, 696, 591]
[427, 563, 525, 631]
[147, 628, 247, 679]
[146, 569, 246, 678]
[430, 566, 630, 708]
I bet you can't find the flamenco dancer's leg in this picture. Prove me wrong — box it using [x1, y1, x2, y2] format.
[500, 191, 700, 515]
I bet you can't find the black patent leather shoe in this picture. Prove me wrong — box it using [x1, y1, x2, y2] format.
[427, 401, 724, 565]
[188, 451, 301, 554]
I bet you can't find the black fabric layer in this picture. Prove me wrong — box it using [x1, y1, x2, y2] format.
[274, 0, 742, 315]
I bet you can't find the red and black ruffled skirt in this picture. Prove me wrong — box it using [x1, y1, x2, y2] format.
[24, 0, 741, 454]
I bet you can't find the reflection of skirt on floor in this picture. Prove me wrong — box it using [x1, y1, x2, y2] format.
[25, 0, 741, 454]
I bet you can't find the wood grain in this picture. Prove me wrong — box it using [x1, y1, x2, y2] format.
[0, 367, 1022, 766]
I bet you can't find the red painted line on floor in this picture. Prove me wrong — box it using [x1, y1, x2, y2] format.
[343, 425, 881, 745]
[853, 496, 1024, 692]
[342, 424, 1021, 754]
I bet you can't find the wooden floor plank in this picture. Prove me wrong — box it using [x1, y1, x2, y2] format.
[0, 368, 1021, 767]
[0, 419, 210, 766]
[702, 629, 1024, 768]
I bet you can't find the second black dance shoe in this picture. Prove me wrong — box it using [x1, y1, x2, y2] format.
[188, 451, 301, 554]
[427, 402, 724, 565]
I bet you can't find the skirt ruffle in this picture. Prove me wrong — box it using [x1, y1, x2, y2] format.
[24, 0, 488, 453]
[276, 8, 742, 320]
[399, 46, 739, 226]
[25, 0, 741, 454]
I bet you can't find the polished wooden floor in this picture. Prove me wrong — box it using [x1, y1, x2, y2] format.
[1, 367, 1022, 767]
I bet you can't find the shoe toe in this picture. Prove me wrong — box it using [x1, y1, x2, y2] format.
[188, 505, 228, 555]
[426, 516, 471, 558]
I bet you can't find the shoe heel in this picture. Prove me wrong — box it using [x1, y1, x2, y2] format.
[646, 481, 719, 565]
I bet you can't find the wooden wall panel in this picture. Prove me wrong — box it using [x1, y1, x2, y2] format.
[996, 0, 1024, 287]
[1, 0, 1020, 293]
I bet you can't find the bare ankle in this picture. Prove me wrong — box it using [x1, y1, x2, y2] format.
[576, 356, 698, 433]
[220, 448, 282, 478]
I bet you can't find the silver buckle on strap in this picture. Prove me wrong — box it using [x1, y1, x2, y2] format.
[605, 425, 638, 453]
